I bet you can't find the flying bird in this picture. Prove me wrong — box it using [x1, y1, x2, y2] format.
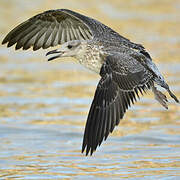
[2, 9, 179, 155]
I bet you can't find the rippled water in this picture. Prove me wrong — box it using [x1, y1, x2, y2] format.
[0, 0, 180, 179]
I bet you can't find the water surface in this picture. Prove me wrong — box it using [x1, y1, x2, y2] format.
[0, 0, 180, 179]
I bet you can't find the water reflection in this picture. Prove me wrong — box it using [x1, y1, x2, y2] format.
[0, 0, 180, 179]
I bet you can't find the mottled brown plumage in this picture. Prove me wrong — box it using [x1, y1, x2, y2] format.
[2, 9, 179, 156]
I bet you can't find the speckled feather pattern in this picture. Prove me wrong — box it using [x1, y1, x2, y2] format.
[2, 9, 179, 156]
[76, 42, 105, 73]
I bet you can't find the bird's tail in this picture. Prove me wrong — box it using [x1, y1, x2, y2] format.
[152, 82, 179, 109]
[152, 85, 168, 109]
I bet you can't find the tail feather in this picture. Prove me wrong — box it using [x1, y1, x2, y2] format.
[152, 85, 168, 109]
[167, 88, 179, 103]
[152, 80, 179, 108]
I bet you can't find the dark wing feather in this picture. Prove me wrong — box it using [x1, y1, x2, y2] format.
[2, 9, 94, 50]
[82, 54, 154, 155]
[2, 9, 144, 51]
[82, 74, 120, 155]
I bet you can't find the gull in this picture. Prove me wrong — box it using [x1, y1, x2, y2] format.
[2, 9, 179, 155]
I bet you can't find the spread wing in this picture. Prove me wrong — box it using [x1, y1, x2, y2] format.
[2, 9, 143, 51]
[82, 53, 154, 155]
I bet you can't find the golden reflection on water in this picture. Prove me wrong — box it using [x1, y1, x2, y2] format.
[0, 0, 180, 179]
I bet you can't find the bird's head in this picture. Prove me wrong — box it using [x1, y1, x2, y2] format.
[46, 40, 83, 61]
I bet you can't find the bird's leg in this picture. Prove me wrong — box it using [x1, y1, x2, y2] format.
[152, 84, 168, 109]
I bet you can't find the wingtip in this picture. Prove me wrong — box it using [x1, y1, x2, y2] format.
[86, 151, 89, 156]
[2, 38, 8, 45]
[85, 146, 91, 156]
[2, 32, 12, 45]
[81, 146, 85, 154]
[90, 148, 94, 156]
[2, 41, 6, 45]
[175, 97, 180, 104]
[7, 42, 13, 48]
[81, 145, 95, 156]
[2, 39, 15, 48]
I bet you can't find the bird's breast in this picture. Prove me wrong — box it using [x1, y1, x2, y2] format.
[77, 46, 104, 73]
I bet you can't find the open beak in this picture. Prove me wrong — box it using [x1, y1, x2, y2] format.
[46, 49, 64, 61]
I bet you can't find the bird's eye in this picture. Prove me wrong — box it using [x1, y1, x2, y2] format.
[67, 45, 73, 49]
